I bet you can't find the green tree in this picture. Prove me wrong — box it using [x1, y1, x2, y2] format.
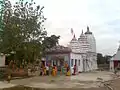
[0, 0, 47, 65]
[42, 35, 60, 56]
[104, 55, 112, 64]
[97, 53, 104, 64]
[97, 53, 112, 64]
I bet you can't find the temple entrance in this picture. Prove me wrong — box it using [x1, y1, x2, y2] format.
[51, 56, 66, 74]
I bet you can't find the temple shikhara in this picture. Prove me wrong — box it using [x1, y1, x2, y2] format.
[46, 26, 98, 75]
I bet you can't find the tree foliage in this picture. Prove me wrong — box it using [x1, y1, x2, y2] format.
[0, 0, 47, 64]
[0, 0, 60, 65]
[42, 35, 60, 49]
[42, 35, 60, 56]
[97, 53, 112, 64]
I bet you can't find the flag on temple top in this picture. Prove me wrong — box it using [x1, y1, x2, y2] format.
[71, 28, 74, 35]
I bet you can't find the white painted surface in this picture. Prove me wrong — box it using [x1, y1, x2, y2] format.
[78, 32, 90, 53]
[68, 28, 97, 73]
[70, 53, 83, 73]
[85, 34, 96, 53]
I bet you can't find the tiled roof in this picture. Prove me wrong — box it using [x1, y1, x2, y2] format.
[46, 45, 71, 54]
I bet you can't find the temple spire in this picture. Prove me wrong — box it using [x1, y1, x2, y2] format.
[80, 29, 83, 35]
[85, 26, 92, 34]
[71, 28, 73, 34]
[87, 26, 89, 32]
[73, 34, 76, 39]
[82, 29, 83, 34]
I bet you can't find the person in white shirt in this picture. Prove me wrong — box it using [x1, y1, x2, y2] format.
[46, 65, 49, 75]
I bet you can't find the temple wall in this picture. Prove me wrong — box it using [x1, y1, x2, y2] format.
[46, 53, 70, 66]
[70, 53, 83, 74]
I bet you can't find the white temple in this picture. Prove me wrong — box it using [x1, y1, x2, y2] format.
[68, 26, 98, 73]
[46, 26, 98, 74]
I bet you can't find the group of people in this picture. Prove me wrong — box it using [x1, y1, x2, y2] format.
[40, 63, 71, 76]
[40, 65, 49, 76]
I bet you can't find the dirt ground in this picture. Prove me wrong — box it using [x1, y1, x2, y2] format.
[5, 79, 120, 90]
[1, 71, 120, 90]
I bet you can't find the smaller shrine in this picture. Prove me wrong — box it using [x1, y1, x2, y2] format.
[46, 45, 71, 74]
[110, 44, 120, 72]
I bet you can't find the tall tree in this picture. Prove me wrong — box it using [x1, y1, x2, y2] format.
[42, 35, 60, 56]
[104, 55, 112, 64]
[97, 53, 104, 64]
[97, 53, 112, 64]
[0, 0, 47, 64]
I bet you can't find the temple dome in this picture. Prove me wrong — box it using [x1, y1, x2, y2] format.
[84, 26, 96, 53]
[85, 26, 92, 34]
[78, 30, 90, 53]
[69, 34, 80, 53]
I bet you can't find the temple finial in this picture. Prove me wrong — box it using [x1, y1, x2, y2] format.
[87, 26, 89, 32]
[73, 34, 76, 38]
[71, 28, 74, 35]
[82, 29, 83, 34]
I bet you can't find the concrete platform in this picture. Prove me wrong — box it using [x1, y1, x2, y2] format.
[0, 82, 17, 89]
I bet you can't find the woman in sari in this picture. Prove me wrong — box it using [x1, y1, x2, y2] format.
[52, 66, 56, 76]
[66, 66, 70, 76]
[54, 65, 57, 76]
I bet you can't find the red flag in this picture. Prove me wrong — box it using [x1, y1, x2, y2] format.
[71, 28, 74, 35]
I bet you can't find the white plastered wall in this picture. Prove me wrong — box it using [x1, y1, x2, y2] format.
[70, 53, 83, 74]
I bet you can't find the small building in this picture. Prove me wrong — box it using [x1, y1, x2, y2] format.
[46, 26, 98, 75]
[110, 45, 120, 72]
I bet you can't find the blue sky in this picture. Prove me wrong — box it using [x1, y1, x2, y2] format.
[11, 0, 120, 55]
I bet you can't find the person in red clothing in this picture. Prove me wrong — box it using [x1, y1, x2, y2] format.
[73, 65, 76, 75]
